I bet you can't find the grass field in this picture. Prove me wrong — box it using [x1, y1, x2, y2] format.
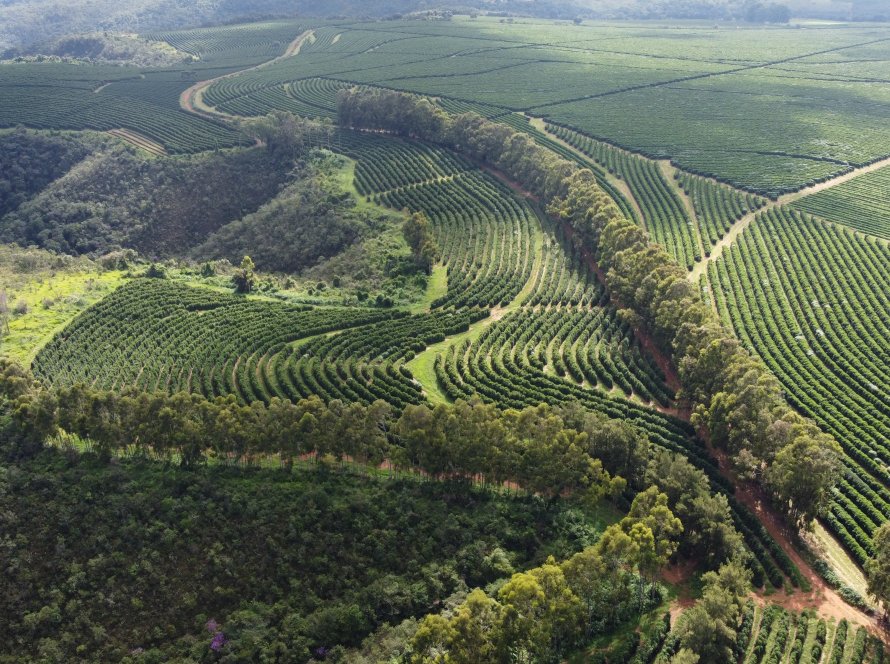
[0, 247, 126, 364]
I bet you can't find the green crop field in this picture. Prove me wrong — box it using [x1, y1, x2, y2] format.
[7, 12, 890, 662]
[194, 17, 890, 194]
[549, 124, 703, 269]
[705, 207, 890, 565]
[0, 62, 248, 152]
[0, 20, 309, 152]
[791, 164, 890, 240]
[24, 127, 803, 591]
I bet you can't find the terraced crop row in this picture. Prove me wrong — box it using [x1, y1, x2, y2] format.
[443, 308, 673, 407]
[706, 206, 890, 563]
[328, 130, 536, 311]
[33, 280, 396, 398]
[260, 308, 487, 411]
[523, 225, 604, 309]
[331, 130, 475, 195]
[495, 113, 641, 224]
[677, 171, 767, 250]
[287, 78, 351, 116]
[549, 124, 701, 269]
[209, 77, 352, 119]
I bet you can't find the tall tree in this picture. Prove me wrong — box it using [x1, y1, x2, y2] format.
[232, 255, 256, 294]
[866, 522, 890, 614]
[677, 560, 751, 662]
[765, 430, 841, 529]
[402, 211, 438, 274]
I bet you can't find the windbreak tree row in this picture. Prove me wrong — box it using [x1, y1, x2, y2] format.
[336, 86, 843, 534]
[547, 123, 701, 270]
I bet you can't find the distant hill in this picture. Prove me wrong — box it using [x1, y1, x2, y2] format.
[3, 0, 851, 55]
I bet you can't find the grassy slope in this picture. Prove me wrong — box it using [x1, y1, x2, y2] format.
[0, 248, 127, 364]
[405, 212, 545, 404]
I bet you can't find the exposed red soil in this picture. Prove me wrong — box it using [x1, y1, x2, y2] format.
[708, 445, 885, 639]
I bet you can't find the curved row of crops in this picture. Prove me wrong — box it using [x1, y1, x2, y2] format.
[209, 78, 354, 120]
[259, 308, 488, 411]
[492, 112, 641, 224]
[331, 130, 474, 196]
[32, 280, 396, 395]
[443, 308, 673, 408]
[677, 171, 766, 251]
[705, 206, 890, 564]
[147, 20, 307, 67]
[313, 131, 530, 311]
[380, 170, 536, 310]
[327, 131, 536, 311]
[548, 124, 701, 270]
[523, 225, 604, 309]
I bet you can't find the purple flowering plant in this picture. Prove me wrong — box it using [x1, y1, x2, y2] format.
[205, 618, 227, 653]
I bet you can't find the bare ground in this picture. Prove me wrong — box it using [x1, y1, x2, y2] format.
[180, 29, 315, 120]
[707, 445, 885, 639]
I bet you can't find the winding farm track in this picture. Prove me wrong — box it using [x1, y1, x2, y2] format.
[179, 29, 315, 120]
[689, 155, 890, 281]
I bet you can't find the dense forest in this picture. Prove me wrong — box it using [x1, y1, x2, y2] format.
[195, 154, 397, 275]
[0, 128, 400, 279]
[1, 357, 750, 662]
[0, 130, 91, 218]
[0, 140, 287, 257]
[0, 431, 607, 661]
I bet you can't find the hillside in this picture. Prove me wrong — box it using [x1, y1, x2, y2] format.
[2, 12, 890, 664]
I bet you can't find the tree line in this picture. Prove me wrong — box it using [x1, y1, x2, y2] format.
[2, 357, 757, 662]
[2, 357, 744, 570]
[337, 87, 841, 530]
[408, 485, 692, 663]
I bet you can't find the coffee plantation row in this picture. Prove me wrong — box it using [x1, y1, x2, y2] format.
[792, 164, 890, 241]
[677, 171, 768, 251]
[705, 207, 890, 565]
[548, 123, 702, 270]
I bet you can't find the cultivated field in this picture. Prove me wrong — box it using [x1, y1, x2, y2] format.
[5, 14, 890, 658]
